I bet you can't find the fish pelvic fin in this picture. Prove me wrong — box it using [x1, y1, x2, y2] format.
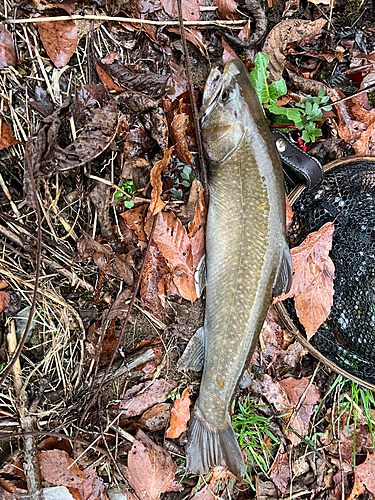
[186, 404, 245, 479]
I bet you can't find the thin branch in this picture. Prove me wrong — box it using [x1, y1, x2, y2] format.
[5, 14, 246, 27]
[176, 0, 209, 207]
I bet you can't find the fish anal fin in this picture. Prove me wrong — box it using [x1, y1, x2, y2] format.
[177, 327, 204, 372]
[186, 405, 245, 479]
[273, 243, 293, 297]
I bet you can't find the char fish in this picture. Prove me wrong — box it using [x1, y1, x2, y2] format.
[184, 60, 292, 478]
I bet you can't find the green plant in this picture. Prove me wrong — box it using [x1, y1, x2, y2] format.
[250, 52, 332, 143]
[114, 180, 135, 208]
[180, 165, 194, 187]
[232, 395, 280, 489]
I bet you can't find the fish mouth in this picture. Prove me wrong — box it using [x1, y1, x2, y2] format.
[199, 61, 241, 122]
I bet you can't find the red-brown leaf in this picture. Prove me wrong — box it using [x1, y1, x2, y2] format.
[159, 0, 199, 21]
[166, 387, 191, 439]
[0, 121, 21, 151]
[117, 379, 176, 418]
[38, 19, 78, 68]
[149, 147, 174, 216]
[347, 454, 375, 500]
[171, 113, 193, 166]
[276, 222, 335, 339]
[0, 25, 16, 68]
[85, 319, 117, 368]
[121, 204, 149, 245]
[285, 194, 293, 229]
[126, 430, 176, 500]
[0, 292, 10, 314]
[212, 0, 238, 20]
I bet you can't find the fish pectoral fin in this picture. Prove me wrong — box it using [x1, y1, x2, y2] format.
[273, 243, 293, 297]
[239, 369, 253, 389]
[187, 405, 245, 479]
[177, 327, 205, 372]
[194, 254, 206, 299]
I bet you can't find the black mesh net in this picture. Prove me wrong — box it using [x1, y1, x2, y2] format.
[284, 159, 375, 385]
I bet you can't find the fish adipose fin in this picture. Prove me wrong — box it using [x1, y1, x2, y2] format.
[177, 327, 205, 372]
[272, 243, 293, 297]
[186, 405, 245, 479]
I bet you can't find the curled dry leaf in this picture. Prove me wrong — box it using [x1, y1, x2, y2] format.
[212, 0, 238, 20]
[347, 454, 375, 500]
[39, 449, 110, 500]
[269, 452, 290, 495]
[262, 19, 327, 82]
[117, 379, 176, 417]
[0, 25, 16, 68]
[85, 318, 117, 368]
[171, 113, 193, 166]
[149, 147, 174, 216]
[38, 19, 78, 68]
[32, 84, 118, 178]
[0, 121, 21, 150]
[121, 204, 149, 246]
[279, 377, 320, 446]
[138, 403, 171, 431]
[275, 222, 335, 340]
[126, 430, 176, 500]
[166, 387, 191, 439]
[0, 291, 10, 314]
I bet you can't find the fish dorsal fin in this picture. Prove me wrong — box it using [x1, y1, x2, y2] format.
[273, 243, 293, 297]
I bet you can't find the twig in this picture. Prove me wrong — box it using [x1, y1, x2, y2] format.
[8, 320, 43, 500]
[0, 141, 42, 388]
[78, 213, 159, 425]
[176, 0, 209, 207]
[5, 14, 246, 27]
[0, 173, 20, 217]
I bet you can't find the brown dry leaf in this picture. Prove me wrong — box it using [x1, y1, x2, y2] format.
[0, 458, 27, 493]
[353, 121, 375, 155]
[76, 232, 133, 285]
[279, 377, 320, 446]
[0, 292, 10, 314]
[38, 19, 78, 68]
[37, 436, 73, 455]
[347, 454, 375, 500]
[166, 387, 191, 439]
[188, 187, 206, 238]
[210, 466, 236, 484]
[0, 486, 21, 498]
[117, 379, 176, 417]
[32, 84, 118, 178]
[250, 374, 291, 414]
[285, 194, 293, 229]
[39, 449, 110, 500]
[0, 121, 21, 150]
[262, 19, 327, 82]
[0, 25, 16, 68]
[96, 61, 124, 91]
[171, 113, 193, 166]
[251, 306, 284, 365]
[138, 403, 171, 431]
[159, 0, 199, 21]
[282, 0, 300, 17]
[85, 318, 117, 368]
[269, 452, 290, 495]
[0, 281, 8, 290]
[149, 147, 174, 216]
[212, 0, 238, 19]
[126, 429, 175, 500]
[140, 242, 171, 322]
[121, 204, 149, 245]
[275, 222, 335, 340]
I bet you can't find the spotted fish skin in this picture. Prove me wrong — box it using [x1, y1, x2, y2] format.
[186, 60, 292, 478]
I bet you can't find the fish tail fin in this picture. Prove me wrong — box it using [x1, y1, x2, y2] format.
[186, 405, 245, 479]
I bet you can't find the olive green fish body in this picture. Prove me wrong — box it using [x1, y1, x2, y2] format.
[186, 60, 292, 478]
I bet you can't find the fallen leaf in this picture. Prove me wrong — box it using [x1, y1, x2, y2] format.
[269, 452, 290, 495]
[275, 222, 335, 339]
[353, 120, 375, 155]
[222, 39, 241, 65]
[213, 0, 238, 19]
[251, 306, 284, 364]
[347, 454, 375, 500]
[38, 19, 78, 68]
[31, 84, 118, 178]
[0, 121, 21, 151]
[140, 242, 171, 322]
[166, 387, 191, 438]
[0, 292, 10, 314]
[0, 457, 27, 493]
[126, 429, 175, 500]
[171, 113, 193, 166]
[96, 60, 124, 92]
[167, 58, 186, 98]
[149, 147, 174, 216]
[77, 232, 133, 285]
[279, 377, 320, 445]
[29, 86, 54, 117]
[117, 379, 176, 417]
[159, 0, 199, 21]
[209, 466, 236, 483]
[250, 374, 291, 414]
[39, 450, 110, 500]
[89, 180, 112, 239]
[85, 318, 117, 368]
[0, 25, 16, 68]
[262, 19, 327, 82]
[138, 403, 171, 431]
[121, 204, 149, 245]
[187, 185, 207, 238]
[37, 436, 73, 455]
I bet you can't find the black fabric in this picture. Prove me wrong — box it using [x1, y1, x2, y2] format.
[284, 159, 375, 385]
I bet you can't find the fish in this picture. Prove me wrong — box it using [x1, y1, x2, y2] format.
[183, 59, 292, 478]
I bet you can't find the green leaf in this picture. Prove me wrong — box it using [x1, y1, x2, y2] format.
[322, 105, 332, 111]
[267, 104, 305, 126]
[302, 129, 310, 142]
[250, 52, 287, 105]
[182, 180, 191, 187]
[125, 200, 135, 209]
[181, 165, 192, 180]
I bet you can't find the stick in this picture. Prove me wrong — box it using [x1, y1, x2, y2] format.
[5, 14, 246, 27]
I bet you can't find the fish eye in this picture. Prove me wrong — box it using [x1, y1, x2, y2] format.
[222, 90, 230, 102]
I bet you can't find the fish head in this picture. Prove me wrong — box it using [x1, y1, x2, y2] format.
[200, 59, 262, 164]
